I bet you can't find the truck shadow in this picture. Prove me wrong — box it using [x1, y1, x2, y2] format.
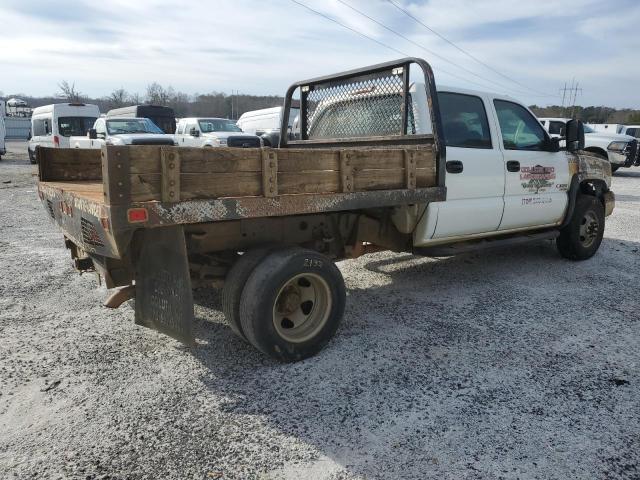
[189, 236, 639, 478]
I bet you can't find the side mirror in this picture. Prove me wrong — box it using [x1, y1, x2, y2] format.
[565, 119, 585, 152]
[88, 128, 97, 140]
[190, 127, 200, 137]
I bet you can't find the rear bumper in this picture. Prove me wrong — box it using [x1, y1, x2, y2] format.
[604, 191, 615, 217]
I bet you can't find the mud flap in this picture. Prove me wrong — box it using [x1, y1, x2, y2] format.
[134, 226, 195, 345]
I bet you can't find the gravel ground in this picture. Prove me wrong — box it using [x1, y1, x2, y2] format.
[1, 140, 639, 480]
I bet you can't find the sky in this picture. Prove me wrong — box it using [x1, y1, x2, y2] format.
[1, 0, 639, 108]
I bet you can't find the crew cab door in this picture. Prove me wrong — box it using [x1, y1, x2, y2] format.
[421, 92, 505, 240]
[492, 100, 569, 230]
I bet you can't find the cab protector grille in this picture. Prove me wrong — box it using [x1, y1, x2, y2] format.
[46, 200, 55, 219]
[303, 69, 413, 140]
[81, 217, 104, 247]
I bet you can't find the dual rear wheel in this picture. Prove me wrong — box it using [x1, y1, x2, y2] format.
[222, 246, 346, 362]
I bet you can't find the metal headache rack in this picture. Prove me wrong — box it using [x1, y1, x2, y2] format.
[279, 57, 445, 157]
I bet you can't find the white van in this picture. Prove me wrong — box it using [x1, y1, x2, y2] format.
[237, 106, 300, 146]
[28, 103, 100, 163]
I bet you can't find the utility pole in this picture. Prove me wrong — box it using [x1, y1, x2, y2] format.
[559, 80, 582, 118]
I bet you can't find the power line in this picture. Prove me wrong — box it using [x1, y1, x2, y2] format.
[385, 0, 556, 97]
[336, 0, 544, 97]
[288, 0, 537, 93]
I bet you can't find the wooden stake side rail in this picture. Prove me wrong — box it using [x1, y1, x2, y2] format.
[37, 144, 437, 206]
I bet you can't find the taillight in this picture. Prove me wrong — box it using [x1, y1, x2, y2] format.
[53, 135, 60, 147]
[127, 208, 148, 223]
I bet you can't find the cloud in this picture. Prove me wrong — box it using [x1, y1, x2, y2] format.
[0, 0, 638, 108]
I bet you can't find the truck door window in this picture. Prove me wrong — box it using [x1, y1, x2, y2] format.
[438, 92, 492, 149]
[494, 100, 546, 150]
[176, 123, 184, 135]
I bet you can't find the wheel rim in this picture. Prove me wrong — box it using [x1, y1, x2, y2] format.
[579, 210, 599, 248]
[272, 273, 332, 343]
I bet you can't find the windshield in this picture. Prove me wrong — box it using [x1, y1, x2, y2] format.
[58, 116, 98, 137]
[106, 118, 164, 135]
[198, 119, 242, 133]
[583, 124, 594, 133]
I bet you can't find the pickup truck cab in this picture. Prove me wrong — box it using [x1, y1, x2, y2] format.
[37, 58, 614, 362]
[538, 117, 638, 172]
[70, 117, 176, 148]
[620, 125, 640, 140]
[175, 117, 261, 148]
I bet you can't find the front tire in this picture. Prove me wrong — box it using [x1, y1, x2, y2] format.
[239, 247, 346, 362]
[28, 149, 37, 164]
[557, 194, 605, 260]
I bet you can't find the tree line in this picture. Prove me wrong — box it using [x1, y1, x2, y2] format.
[4, 81, 640, 124]
[5, 81, 285, 119]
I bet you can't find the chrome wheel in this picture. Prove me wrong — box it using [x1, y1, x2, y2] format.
[273, 273, 332, 343]
[579, 210, 599, 248]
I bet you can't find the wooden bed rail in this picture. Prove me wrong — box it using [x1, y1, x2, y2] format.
[37, 144, 437, 205]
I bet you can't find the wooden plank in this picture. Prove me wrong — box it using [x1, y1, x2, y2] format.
[353, 169, 405, 191]
[161, 148, 181, 202]
[279, 171, 340, 194]
[129, 147, 263, 174]
[416, 167, 436, 187]
[37, 148, 102, 181]
[277, 149, 340, 172]
[261, 149, 278, 197]
[339, 150, 354, 193]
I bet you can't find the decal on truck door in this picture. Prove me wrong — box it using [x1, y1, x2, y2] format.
[520, 165, 555, 193]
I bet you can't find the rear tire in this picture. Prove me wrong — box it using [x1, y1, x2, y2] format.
[240, 247, 346, 362]
[557, 194, 605, 260]
[222, 246, 281, 341]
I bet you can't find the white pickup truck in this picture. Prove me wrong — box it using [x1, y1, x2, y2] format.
[38, 58, 615, 361]
[70, 117, 176, 148]
[538, 117, 638, 172]
[175, 117, 261, 148]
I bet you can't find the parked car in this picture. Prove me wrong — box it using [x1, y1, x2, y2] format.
[70, 117, 176, 148]
[538, 117, 638, 172]
[175, 117, 261, 148]
[237, 106, 300, 146]
[0, 114, 5, 161]
[28, 103, 100, 163]
[107, 105, 176, 134]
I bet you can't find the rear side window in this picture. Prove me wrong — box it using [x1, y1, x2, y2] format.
[176, 123, 185, 135]
[33, 118, 52, 136]
[438, 92, 492, 149]
[494, 100, 547, 150]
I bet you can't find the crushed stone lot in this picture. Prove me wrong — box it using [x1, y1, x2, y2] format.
[1, 140, 639, 480]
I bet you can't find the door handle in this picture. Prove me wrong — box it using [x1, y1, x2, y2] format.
[446, 160, 464, 174]
[506, 160, 520, 172]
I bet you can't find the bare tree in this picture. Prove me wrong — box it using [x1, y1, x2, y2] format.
[145, 82, 170, 105]
[108, 88, 129, 109]
[57, 81, 84, 102]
